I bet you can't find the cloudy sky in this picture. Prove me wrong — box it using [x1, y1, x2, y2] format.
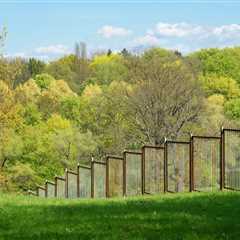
[1, 0, 240, 60]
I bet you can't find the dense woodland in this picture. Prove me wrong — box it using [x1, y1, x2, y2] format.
[1, 27, 240, 192]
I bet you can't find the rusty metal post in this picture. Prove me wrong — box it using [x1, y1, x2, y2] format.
[45, 181, 48, 198]
[106, 157, 109, 198]
[142, 146, 145, 195]
[123, 152, 127, 196]
[77, 164, 80, 198]
[65, 169, 68, 199]
[222, 128, 225, 190]
[54, 177, 57, 197]
[164, 138, 167, 193]
[189, 133, 193, 192]
[91, 161, 94, 198]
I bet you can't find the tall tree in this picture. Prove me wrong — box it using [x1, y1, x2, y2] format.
[28, 58, 45, 77]
[125, 54, 203, 144]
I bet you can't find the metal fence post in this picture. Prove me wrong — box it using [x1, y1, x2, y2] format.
[164, 138, 167, 193]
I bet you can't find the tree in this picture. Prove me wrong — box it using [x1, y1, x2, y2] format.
[143, 47, 176, 60]
[45, 53, 89, 93]
[192, 47, 240, 84]
[107, 49, 112, 56]
[28, 58, 45, 77]
[125, 55, 203, 144]
[89, 53, 128, 85]
[38, 78, 76, 118]
[0, 58, 31, 89]
[225, 98, 240, 120]
[121, 48, 130, 57]
[0, 129, 23, 169]
[201, 74, 240, 99]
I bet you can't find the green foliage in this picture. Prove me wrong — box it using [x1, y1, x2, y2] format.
[0, 58, 31, 88]
[143, 47, 176, 60]
[7, 163, 41, 191]
[225, 98, 240, 120]
[22, 104, 42, 126]
[28, 58, 45, 77]
[45, 54, 89, 93]
[89, 53, 128, 85]
[201, 74, 240, 99]
[1, 46, 240, 192]
[34, 73, 54, 90]
[192, 47, 240, 84]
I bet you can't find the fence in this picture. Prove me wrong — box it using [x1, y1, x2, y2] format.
[191, 136, 221, 192]
[66, 169, 78, 199]
[222, 129, 240, 191]
[91, 161, 106, 198]
[165, 141, 190, 193]
[142, 146, 164, 194]
[55, 176, 66, 198]
[106, 156, 124, 198]
[78, 165, 91, 198]
[34, 128, 240, 199]
[123, 151, 142, 196]
[45, 181, 55, 198]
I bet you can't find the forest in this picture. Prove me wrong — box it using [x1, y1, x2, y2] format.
[1, 27, 240, 193]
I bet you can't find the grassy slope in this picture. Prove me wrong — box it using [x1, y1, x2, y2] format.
[0, 192, 240, 240]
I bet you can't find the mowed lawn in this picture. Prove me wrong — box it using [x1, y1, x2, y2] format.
[0, 192, 240, 240]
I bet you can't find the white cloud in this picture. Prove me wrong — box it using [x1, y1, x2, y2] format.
[152, 22, 204, 37]
[98, 25, 131, 38]
[149, 22, 240, 39]
[213, 24, 240, 38]
[133, 34, 160, 46]
[35, 44, 69, 55]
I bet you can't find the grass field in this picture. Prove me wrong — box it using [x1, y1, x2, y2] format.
[0, 192, 240, 240]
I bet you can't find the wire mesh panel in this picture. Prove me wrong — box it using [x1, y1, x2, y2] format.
[107, 156, 123, 198]
[46, 182, 55, 198]
[192, 136, 220, 192]
[79, 165, 91, 198]
[143, 146, 164, 194]
[92, 162, 106, 198]
[166, 141, 190, 193]
[223, 129, 240, 190]
[37, 187, 46, 198]
[66, 171, 78, 199]
[124, 151, 142, 196]
[55, 177, 66, 198]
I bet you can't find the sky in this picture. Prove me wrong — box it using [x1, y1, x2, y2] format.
[1, 0, 240, 60]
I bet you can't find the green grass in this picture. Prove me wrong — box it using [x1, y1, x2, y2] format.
[0, 192, 240, 240]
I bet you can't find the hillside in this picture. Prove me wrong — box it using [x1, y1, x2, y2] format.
[1, 192, 240, 240]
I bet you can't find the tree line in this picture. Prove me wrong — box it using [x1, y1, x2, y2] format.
[1, 30, 240, 192]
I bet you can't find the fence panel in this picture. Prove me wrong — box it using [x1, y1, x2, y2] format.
[66, 170, 78, 199]
[124, 151, 142, 196]
[223, 129, 240, 190]
[55, 177, 66, 198]
[78, 165, 91, 198]
[143, 146, 164, 194]
[37, 187, 46, 197]
[92, 161, 106, 198]
[192, 136, 220, 192]
[46, 181, 55, 198]
[106, 156, 123, 197]
[166, 141, 190, 192]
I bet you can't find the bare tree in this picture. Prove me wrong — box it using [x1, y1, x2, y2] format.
[125, 55, 203, 145]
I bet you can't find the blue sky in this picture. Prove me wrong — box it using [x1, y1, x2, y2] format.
[1, 1, 240, 60]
